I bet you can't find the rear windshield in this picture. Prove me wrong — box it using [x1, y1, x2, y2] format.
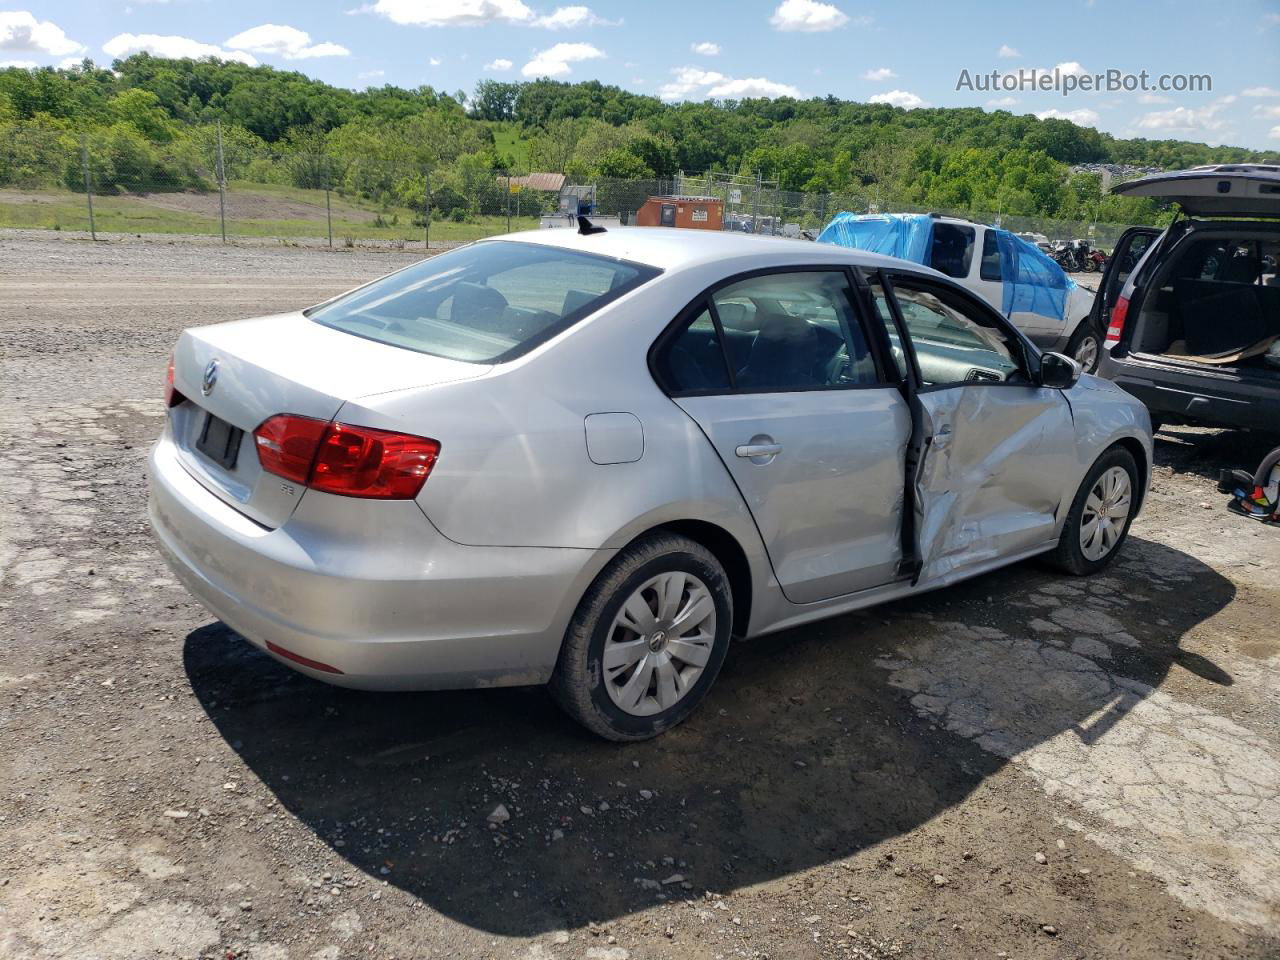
[309, 241, 660, 363]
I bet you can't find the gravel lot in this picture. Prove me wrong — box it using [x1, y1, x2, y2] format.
[2, 232, 1278, 960]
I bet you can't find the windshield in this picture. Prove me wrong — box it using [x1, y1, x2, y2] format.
[309, 241, 660, 363]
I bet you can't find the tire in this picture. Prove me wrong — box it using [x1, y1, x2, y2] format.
[1066, 321, 1102, 374]
[1048, 446, 1139, 576]
[549, 533, 733, 741]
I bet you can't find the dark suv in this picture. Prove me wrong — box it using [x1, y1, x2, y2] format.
[1094, 164, 1280, 433]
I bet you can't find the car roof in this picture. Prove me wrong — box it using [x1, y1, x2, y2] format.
[481, 225, 949, 278]
[1110, 164, 1280, 218]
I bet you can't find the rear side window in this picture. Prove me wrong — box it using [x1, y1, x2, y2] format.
[654, 307, 732, 393]
[930, 223, 976, 279]
[309, 241, 659, 363]
[980, 230, 1003, 282]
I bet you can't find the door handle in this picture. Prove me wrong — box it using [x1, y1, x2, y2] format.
[930, 425, 953, 449]
[736, 442, 782, 459]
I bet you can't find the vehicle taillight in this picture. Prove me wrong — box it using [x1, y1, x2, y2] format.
[164, 354, 185, 407]
[252, 414, 440, 500]
[253, 414, 329, 485]
[1105, 295, 1130, 346]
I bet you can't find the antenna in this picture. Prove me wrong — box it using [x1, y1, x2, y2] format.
[577, 215, 607, 235]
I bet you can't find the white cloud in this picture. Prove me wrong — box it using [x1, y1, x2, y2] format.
[862, 66, 894, 81]
[520, 41, 603, 77]
[659, 66, 798, 101]
[1054, 61, 1087, 77]
[997, 43, 1020, 58]
[658, 66, 727, 100]
[770, 0, 852, 32]
[1137, 92, 1171, 104]
[707, 76, 801, 99]
[1271, 125, 1280, 140]
[1242, 86, 1280, 97]
[691, 41, 720, 56]
[368, 0, 534, 27]
[103, 33, 258, 65]
[1136, 103, 1227, 134]
[869, 89, 927, 109]
[0, 58, 37, 68]
[1036, 107, 1100, 126]
[59, 56, 86, 68]
[986, 96, 1019, 108]
[1254, 104, 1280, 118]
[484, 57, 512, 70]
[1265, 12, 1280, 26]
[0, 11, 85, 56]
[532, 6, 617, 29]
[225, 24, 349, 59]
[429, 56, 441, 65]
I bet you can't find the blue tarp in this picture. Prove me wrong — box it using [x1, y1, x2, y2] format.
[817, 213, 935, 264]
[816, 212, 1073, 325]
[992, 229, 1070, 325]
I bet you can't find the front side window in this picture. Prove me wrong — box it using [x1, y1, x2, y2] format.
[930, 223, 976, 279]
[309, 241, 659, 363]
[711, 271, 878, 391]
[889, 279, 1022, 386]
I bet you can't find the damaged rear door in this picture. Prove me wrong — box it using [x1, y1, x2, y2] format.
[868, 271, 1078, 583]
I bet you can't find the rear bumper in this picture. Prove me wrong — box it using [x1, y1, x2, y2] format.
[148, 431, 609, 690]
[1098, 352, 1280, 432]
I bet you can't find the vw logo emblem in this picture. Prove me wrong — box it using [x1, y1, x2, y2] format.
[201, 359, 219, 396]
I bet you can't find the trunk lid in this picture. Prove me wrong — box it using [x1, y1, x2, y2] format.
[170, 311, 488, 528]
[1111, 164, 1280, 218]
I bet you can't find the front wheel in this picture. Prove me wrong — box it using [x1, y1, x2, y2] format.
[1048, 446, 1139, 576]
[549, 533, 733, 741]
[1066, 322, 1102, 374]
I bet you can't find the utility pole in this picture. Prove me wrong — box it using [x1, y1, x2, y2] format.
[79, 135, 96, 241]
[423, 169, 431, 249]
[752, 171, 761, 235]
[506, 172, 511, 233]
[216, 121, 227, 244]
[325, 165, 333, 250]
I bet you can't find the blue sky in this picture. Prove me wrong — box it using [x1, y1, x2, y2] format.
[6, 1, 1280, 149]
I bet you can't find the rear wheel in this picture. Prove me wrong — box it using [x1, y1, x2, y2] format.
[1066, 321, 1102, 373]
[1049, 446, 1139, 575]
[549, 533, 733, 741]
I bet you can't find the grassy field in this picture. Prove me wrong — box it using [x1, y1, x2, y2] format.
[0, 183, 540, 243]
[488, 122, 534, 170]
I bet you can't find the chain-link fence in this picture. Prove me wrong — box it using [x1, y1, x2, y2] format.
[2, 122, 1140, 253]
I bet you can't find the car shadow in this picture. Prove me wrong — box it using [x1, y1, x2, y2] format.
[183, 535, 1233, 936]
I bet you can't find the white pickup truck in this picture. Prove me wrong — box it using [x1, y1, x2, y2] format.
[820, 213, 1101, 370]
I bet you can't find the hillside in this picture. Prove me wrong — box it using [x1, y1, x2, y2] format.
[2, 55, 1276, 226]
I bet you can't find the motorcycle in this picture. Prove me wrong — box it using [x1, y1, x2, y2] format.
[1083, 249, 1107, 273]
[1051, 241, 1078, 272]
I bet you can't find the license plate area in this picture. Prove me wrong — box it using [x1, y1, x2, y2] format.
[196, 412, 243, 470]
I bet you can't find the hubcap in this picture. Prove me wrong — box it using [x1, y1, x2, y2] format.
[603, 572, 717, 717]
[1079, 466, 1132, 561]
[1074, 334, 1099, 372]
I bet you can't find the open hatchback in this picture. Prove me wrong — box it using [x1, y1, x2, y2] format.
[1094, 164, 1280, 432]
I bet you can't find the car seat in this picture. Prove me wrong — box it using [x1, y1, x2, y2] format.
[1218, 445, 1280, 524]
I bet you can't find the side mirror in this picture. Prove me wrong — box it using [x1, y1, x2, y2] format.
[1039, 351, 1081, 389]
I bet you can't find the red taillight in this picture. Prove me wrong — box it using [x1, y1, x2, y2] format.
[1105, 295, 1130, 346]
[252, 414, 440, 500]
[253, 414, 329, 485]
[164, 354, 184, 407]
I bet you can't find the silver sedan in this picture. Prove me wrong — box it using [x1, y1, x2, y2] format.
[148, 226, 1152, 740]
